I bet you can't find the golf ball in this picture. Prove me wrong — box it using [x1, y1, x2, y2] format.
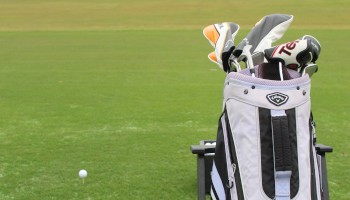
[79, 169, 88, 178]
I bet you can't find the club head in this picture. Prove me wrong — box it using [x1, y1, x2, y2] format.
[302, 63, 318, 77]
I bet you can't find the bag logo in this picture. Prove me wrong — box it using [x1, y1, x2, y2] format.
[266, 92, 289, 106]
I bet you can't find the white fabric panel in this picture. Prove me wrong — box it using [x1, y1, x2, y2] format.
[226, 99, 265, 200]
[294, 102, 312, 199]
[211, 162, 226, 200]
[224, 73, 310, 110]
[221, 115, 238, 199]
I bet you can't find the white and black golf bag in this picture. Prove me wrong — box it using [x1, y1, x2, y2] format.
[199, 14, 330, 200]
[210, 66, 323, 200]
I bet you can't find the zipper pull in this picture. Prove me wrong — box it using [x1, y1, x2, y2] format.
[227, 163, 236, 189]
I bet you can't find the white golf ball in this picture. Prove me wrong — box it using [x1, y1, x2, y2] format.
[79, 169, 88, 178]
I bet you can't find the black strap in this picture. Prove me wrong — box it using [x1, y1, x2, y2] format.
[272, 116, 292, 171]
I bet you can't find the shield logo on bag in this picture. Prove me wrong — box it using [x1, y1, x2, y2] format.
[266, 92, 289, 106]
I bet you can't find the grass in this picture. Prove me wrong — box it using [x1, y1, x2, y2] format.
[0, 29, 222, 199]
[0, 0, 349, 31]
[0, 0, 349, 199]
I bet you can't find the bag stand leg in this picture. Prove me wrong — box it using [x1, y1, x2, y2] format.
[191, 140, 216, 200]
[191, 141, 332, 200]
[316, 144, 333, 200]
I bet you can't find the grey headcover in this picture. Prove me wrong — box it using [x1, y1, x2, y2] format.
[233, 14, 294, 59]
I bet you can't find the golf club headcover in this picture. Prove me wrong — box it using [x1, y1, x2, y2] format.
[203, 22, 239, 72]
[300, 35, 321, 63]
[264, 39, 317, 70]
[208, 51, 218, 64]
[233, 14, 293, 58]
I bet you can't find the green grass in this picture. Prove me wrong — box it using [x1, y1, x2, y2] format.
[0, 30, 223, 199]
[0, 0, 349, 199]
[0, 0, 349, 31]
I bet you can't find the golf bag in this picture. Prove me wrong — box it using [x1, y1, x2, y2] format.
[210, 66, 324, 200]
[199, 14, 330, 200]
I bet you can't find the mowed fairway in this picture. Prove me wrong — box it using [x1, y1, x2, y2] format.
[0, 0, 349, 199]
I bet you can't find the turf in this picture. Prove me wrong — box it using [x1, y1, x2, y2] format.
[0, 0, 349, 31]
[0, 0, 349, 199]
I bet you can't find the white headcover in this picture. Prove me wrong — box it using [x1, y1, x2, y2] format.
[252, 14, 294, 54]
[203, 22, 240, 71]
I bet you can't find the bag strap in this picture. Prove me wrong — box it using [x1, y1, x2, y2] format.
[271, 110, 292, 199]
